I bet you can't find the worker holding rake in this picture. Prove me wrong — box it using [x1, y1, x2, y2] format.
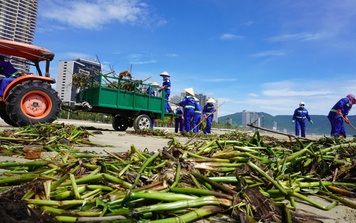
[328, 94, 356, 138]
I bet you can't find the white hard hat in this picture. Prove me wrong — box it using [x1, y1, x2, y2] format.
[207, 98, 215, 103]
[151, 82, 160, 86]
[299, 101, 305, 106]
[184, 87, 195, 96]
[159, 71, 170, 77]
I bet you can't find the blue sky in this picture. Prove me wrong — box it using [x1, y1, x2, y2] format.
[34, 0, 356, 117]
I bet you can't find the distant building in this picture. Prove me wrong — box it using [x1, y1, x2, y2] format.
[272, 121, 277, 131]
[56, 58, 101, 102]
[0, 0, 38, 72]
[226, 118, 232, 125]
[242, 110, 261, 129]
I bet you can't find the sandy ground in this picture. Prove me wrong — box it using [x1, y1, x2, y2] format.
[0, 119, 355, 222]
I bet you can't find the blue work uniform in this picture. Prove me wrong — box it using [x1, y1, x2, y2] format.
[292, 107, 311, 137]
[0, 61, 19, 96]
[146, 86, 156, 96]
[192, 102, 202, 133]
[162, 77, 172, 112]
[174, 107, 184, 133]
[146, 86, 157, 129]
[328, 97, 352, 138]
[178, 95, 196, 132]
[203, 103, 215, 134]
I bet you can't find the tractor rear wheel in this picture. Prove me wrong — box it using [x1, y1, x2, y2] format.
[112, 116, 128, 131]
[5, 81, 61, 126]
[133, 114, 151, 132]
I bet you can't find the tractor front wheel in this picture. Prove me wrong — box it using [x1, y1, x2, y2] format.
[5, 81, 61, 126]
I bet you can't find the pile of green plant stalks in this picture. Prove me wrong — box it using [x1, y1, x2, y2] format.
[0, 123, 100, 156]
[0, 131, 356, 223]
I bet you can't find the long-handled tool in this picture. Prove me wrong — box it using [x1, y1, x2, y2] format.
[184, 101, 225, 145]
[340, 114, 356, 132]
[191, 101, 225, 133]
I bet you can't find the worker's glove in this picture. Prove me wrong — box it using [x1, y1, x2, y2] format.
[345, 116, 350, 124]
[337, 109, 342, 116]
[292, 120, 295, 124]
[310, 120, 314, 124]
[203, 114, 207, 119]
[181, 115, 184, 120]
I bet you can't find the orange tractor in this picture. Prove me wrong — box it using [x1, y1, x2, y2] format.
[0, 38, 61, 126]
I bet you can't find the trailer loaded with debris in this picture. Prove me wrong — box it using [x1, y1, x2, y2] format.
[62, 70, 176, 132]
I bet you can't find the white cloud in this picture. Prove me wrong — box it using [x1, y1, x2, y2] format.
[40, 0, 155, 30]
[267, 33, 327, 42]
[242, 21, 253, 26]
[249, 50, 286, 57]
[65, 52, 94, 60]
[220, 33, 244, 40]
[164, 53, 179, 57]
[204, 78, 238, 82]
[127, 53, 157, 64]
[263, 89, 331, 97]
[130, 60, 157, 65]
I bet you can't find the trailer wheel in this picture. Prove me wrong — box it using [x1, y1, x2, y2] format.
[0, 110, 18, 127]
[133, 114, 151, 132]
[112, 116, 128, 131]
[5, 81, 61, 126]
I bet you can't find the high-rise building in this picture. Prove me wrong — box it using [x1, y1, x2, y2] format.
[56, 59, 101, 102]
[242, 110, 260, 129]
[0, 0, 38, 72]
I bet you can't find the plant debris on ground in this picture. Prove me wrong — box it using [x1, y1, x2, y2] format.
[0, 123, 356, 223]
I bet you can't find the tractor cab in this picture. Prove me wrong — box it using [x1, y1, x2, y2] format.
[0, 38, 61, 126]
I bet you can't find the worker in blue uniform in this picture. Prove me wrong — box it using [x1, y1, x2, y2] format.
[292, 102, 313, 137]
[158, 71, 173, 112]
[174, 107, 184, 133]
[146, 82, 160, 129]
[0, 55, 19, 98]
[146, 82, 159, 96]
[203, 98, 216, 134]
[192, 97, 202, 133]
[178, 88, 196, 133]
[328, 94, 356, 138]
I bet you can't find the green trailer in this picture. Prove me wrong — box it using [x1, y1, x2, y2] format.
[62, 74, 175, 132]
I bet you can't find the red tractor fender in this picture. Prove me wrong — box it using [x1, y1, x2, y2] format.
[2, 75, 56, 100]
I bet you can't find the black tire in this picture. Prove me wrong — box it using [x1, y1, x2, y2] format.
[5, 81, 61, 126]
[0, 110, 18, 127]
[112, 116, 128, 131]
[133, 114, 151, 132]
